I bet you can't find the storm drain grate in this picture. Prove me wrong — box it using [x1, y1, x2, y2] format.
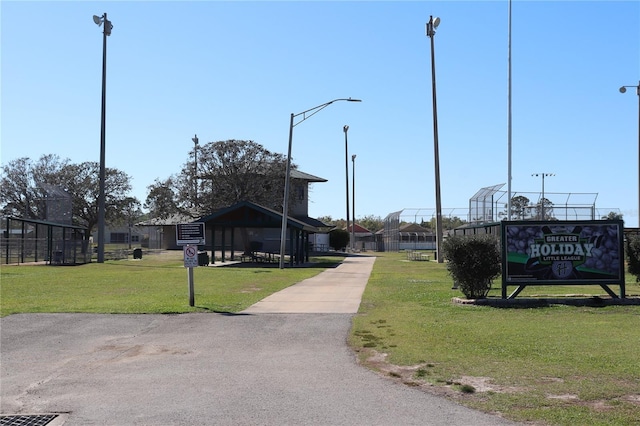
[0, 415, 59, 426]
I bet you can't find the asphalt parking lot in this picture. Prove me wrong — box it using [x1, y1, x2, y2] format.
[1, 256, 518, 425]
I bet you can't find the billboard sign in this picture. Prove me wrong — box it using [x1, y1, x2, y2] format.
[501, 220, 625, 298]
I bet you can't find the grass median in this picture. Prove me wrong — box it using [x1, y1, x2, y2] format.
[0, 251, 344, 316]
[351, 252, 640, 426]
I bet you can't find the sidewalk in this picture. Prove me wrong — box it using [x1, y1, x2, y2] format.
[241, 255, 376, 314]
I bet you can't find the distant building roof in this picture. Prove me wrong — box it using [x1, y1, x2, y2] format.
[290, 170, 327, 183]
[294, 215, 333, 230]
[346, 223, 374, 234]
[399, 223, 431, 233]
[198, 200, 322, 233]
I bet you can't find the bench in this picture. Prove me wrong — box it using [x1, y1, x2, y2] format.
[407, 251, 430, 261]
[105, 249, 128, 260]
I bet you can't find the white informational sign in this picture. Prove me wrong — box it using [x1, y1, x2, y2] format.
[183, 245, 199, 268]
[176, 223, 206, 245]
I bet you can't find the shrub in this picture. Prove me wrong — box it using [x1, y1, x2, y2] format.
[441, 234, 501, 299]
[626, 235, 640, 282]
[329, 229, 350, 251]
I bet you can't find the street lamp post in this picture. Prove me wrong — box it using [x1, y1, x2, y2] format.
[507, 0, 513, 220]
[279, 98, 362, 269]
[427, 15, 444, 263]
[192, 134, 199, 209]
[352, 154, 356, 252]
[93, 13, 113, 264]
[619, 81, 640, 227]
[344, 125, 350, 252]
[532, 173, 554, 220]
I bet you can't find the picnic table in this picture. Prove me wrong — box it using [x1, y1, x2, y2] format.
[240, 251, 279, 263]
[406, 251, 430, 261]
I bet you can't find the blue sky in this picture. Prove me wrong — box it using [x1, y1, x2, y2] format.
[2, 1, 639, 226]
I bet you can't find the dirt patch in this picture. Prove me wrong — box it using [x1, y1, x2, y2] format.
[622, 394, 640, 405]
[96, 344, 192, 363]
[547, 393, 579, 401]
[537, 376, 564, 384]
[357, 348, 524, 400]
[357, 348, 640, 416]
[240, 286, 262, 293]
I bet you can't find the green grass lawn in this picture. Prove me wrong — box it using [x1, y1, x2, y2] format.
[2, 250, 639, 425]
[0, 251, 344, 315]
[351, 252, 640, 426]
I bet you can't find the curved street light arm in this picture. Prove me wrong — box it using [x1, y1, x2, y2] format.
[292, 98, 361, 128]
[279, 97, 362, 268]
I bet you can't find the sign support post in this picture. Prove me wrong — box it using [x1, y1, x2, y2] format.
[188, 264, 195, 307]
[183, 244, 199, 306]
[177, 222, 205, 308]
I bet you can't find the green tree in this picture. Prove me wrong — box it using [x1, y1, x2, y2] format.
[358, 215, 384, 233]
[148, 140, 293, 217]
[505, 195, 531, 220]
[329, 228, 350, 251]
[602, 211, 623, 221]
[59, 161, 133, 238]
[145, 178, 180, 220]
[1, 155, 134, 237]
[111, 197, 143, 249]
[0, 155, 69, 220]
[317, 215, 334, 225]
[533, 197, 554, 220]
[424, 216, 467, 231]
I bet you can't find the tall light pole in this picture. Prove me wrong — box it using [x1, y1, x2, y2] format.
[192, 134, 199, 209]
[352, 154, 357, 251]
[507, 0, 513, 220]
[344, 125, 350, 252]
[279, 98, 362, 269]
[619, 81, 640, 227]
[93, 13, 113, 264]
[532, 173, 554, 220]
[427, 15, 444, 263]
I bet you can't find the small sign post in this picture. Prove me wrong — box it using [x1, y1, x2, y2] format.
[176, 223, 205, 307]
[183, 245, 198, 306]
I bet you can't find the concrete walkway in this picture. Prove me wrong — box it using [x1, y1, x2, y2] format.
[242, 255, 375, 314]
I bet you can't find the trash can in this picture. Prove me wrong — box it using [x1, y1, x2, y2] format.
[133, 248, 142, 259]
[198, 251, 209, 266]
